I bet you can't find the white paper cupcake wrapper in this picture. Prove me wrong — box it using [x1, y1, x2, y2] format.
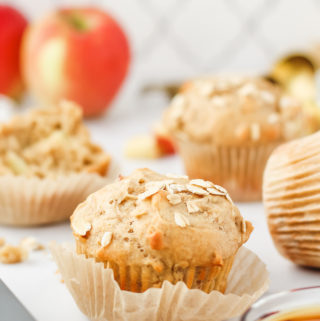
[0, 160, 120, 226]
[176, 138, 279, 202]
[263, 132, 320, 268]
[50, 243, 268, 321]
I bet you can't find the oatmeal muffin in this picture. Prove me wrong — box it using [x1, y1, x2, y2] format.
[0, 100, 110, 177]
[162, 75, 313, 201]
[0, 101, 112, 226]
[263, 131, 320, 268]
[71, 168, 252, 293]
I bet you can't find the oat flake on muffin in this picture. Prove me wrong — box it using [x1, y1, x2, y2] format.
[0, 100, 110, 177]
[71, 168, 252, 293]
[164, 75, 312, 145]
[0, 101, 113, 226]
[162, 75, 314, 201]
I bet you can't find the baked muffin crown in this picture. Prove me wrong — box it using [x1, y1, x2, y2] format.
[71, 168, 252, 269]
[163, 75, 312, 146]
[0, 101, 110, 177]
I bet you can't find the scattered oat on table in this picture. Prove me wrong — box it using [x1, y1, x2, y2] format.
[20, 236, 44, 251]
[0, 236, 45, 264]
[0, 244, 28, 264]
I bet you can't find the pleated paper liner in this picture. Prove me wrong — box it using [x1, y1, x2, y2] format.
[76, 242, 235, 294]
[0, 160, 120, 226]
[50, 243, 268, 321]
[103, 257, 233, 293]
[176, 137, 279, 202]
[263, 131, 320, 268]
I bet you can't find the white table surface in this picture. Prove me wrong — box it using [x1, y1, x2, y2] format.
[0, 95, 319, 321]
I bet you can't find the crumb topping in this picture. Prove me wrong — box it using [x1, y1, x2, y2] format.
[0, 101, 110, 177]
[163, 76, 313, 145]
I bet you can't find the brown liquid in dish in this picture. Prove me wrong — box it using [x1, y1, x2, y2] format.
[262, 306, 320, 321]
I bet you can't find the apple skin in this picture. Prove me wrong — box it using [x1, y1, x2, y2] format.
[155, 134, 176, 155]
[154, 123, 176, 155]
[0, 5, 28, 101]
[22, 8, 130, 116]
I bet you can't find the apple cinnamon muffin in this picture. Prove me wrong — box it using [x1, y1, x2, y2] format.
[0, 100, 110, 177]
[71, 168, 252, 293]
[162, 75, 314, 201]
[0, 101, 112, 226]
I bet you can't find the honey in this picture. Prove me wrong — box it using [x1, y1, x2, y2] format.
[262, 305, 320, 321]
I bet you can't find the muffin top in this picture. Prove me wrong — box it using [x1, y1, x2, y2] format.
[162, 75, 313, 146]
[71, 168, 252, 269]
[0, 101, 110, 177]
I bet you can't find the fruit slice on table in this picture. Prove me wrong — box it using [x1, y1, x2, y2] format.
[154, 123, 176, 155]
[125, 135, 162, 159]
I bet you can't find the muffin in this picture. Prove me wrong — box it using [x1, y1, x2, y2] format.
[0, 100, 109, 177]
[263, 131, 320, 268]
[162, 75, 314, 202]
[71, 168, 252, 293]
[0, 101, 112, 225]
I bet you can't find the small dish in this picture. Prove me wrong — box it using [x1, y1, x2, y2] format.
[241, 286, 320, 321]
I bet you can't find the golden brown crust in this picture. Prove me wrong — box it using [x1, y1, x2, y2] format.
[163, 75, 313, 146]
[0, 100, 110, 177]
[71, 168, 251, 271]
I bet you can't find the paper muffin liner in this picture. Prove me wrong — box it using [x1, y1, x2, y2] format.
[98, 256, 234, 294]
[263, 132, 320, 268]
[0, 160, 120, 226]
[176, 138, 279, 202]
[50, 243, 268, 321]
[76, 242, 235, 294]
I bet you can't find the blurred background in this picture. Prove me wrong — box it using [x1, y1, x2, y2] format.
[7, 0, 320, 111]
[2, 0, 320, 168]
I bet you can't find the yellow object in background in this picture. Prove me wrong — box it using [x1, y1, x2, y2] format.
[270, 53, 320, 131]
[303, 100, 320, 131]
[271, 54, 315, 99]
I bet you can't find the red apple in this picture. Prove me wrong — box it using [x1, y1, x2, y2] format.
[22, 7, 130, 116]
[0, 5, 28, 101]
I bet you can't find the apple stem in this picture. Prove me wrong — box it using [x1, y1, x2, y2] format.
[62, 13, 88, 31]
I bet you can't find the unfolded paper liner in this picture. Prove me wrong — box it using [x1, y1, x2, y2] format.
[0, 160, 120, 226]
[263, 132, 320, 268]
[176, 137, 279, 202]
[50, 243, 269, 321]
